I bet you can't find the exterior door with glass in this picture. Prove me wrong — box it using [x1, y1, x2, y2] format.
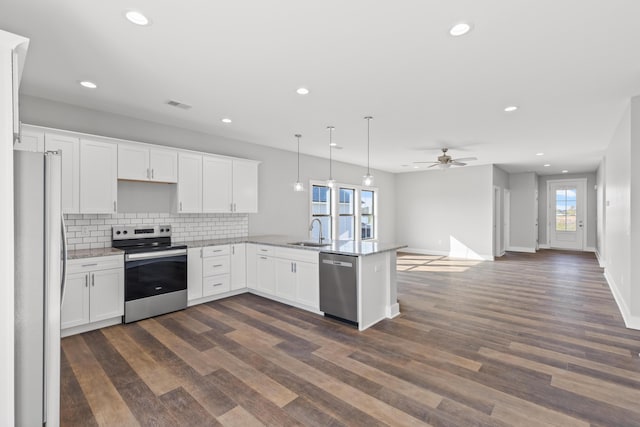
[549, 180, 585, 250]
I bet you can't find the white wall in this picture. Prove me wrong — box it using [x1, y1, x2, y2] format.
[395, 164, 494, 260]
[20, 95, 397, 242]
[538, 173, 597, 249]
[603, 103, 632, 325]
[630, 95, 640, 322]
[508, 172, 538, 252]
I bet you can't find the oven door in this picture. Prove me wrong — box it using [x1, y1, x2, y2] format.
[125, 249, 187, 301]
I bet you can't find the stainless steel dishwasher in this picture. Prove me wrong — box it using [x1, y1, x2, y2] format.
[319, 253, 358, 325]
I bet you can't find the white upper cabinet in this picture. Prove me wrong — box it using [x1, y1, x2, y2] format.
[15, 126, 44, 152]
[177, 152, 202, 213]
[45, 133, 80, 213]
[203, 155, 233, 212]
[118, 142, 177, 183]
[232, 160, 259, 213]
[80, 138, 118, 213]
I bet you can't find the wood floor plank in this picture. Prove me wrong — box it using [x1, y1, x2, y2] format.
[62, 335, 139, 427]
[60, 250, 640, 426]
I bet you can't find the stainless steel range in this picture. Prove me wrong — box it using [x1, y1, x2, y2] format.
[112, 225, 187, 323]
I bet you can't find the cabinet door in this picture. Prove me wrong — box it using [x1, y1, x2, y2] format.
[89, 268, 124, 322]
[256, 255, 276, 295]
[80, 139, 118, 213]
[246, 244, 257, 290]
[177, 152, 202, 213]
[15, 126, 44, 152]
[118, 143, 150, 181]
[275, 258, 296, 301]
[203, 156, 233, 212]
[230, 244, 246, 290]
[150, 148, 178, 183]
[45, 133, 80, 213]
[232, 160, 258, 213]
[187, 247, 203, 301]
[296, 261, 319, 310]
[61, 273, 90, 329]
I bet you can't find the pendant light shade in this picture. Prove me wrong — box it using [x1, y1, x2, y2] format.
[363, 116, 374, 186]
[293, 134, 304, 192]
[326, 126, 336, 188]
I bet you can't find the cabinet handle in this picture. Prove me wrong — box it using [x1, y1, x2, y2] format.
[152, 169, 154, 179]
[294, 262, 297, 273]
[260, 256, 267, 260]
[91, 274, 95, 287]
[113, 201, 117, 212]
[180, 201, 183, 211]
[230, 203, 233, 212]
[212, 249, 222, 252]
[213, 283, 223, 287]
[260, 249, 268, 252]
[85, 275, 88, 288]
[146, 168, 150, 179]
[81, 263, 98, 267]
[200, 248, 203, 257]
[213, 264, 223, 268]
[232, 246, 235, 255]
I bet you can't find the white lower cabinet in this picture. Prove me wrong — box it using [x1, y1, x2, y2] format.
[188, 244, 246, 304]
[275, 259, 297, 301]
[294, 260, 320, 309]
[256, 253, 276, 295]
[61, 255, 124, 336]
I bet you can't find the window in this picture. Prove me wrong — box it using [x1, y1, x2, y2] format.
[310, 182, 377, 242]
[555, 188, 577, 232]
[361, 190, 375, 240]
[338, 188, 355, 240]
[311, 185, 331, 241]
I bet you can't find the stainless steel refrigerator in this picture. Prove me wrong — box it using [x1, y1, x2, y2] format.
[14, 149, 66, 427]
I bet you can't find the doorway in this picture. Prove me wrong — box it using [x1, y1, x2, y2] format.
[548, 179, 586, 250]
[493, 186, 502, 257]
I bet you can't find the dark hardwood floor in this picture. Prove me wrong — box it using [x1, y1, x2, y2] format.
[61, 250, 640, 426]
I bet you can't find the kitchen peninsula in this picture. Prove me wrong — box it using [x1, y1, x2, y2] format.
[181, 235, 406, 331]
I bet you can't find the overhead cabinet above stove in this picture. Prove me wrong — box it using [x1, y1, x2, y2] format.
[118, 141, 178, 183]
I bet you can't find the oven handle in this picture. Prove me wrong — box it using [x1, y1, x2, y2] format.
[125, 248, 187, 261]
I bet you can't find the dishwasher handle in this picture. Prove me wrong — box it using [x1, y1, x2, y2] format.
[322, 259, 353, 268]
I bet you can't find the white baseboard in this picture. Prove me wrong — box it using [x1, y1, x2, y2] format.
[402, 247, 493, 261]
[386, 302, 400, 319]
[507, 246, 536, 253]
[538, 244, 551, 249]
[584, 246, 596, 253]
[603, 269, 640, 330]
[595, 249, 605, 268]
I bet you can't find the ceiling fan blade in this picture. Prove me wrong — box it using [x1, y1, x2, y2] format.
[451, 161, 467, 166]
[427, 163, 441, 168]
[413, 161, 439, 164]
[452, 157, 477, 162]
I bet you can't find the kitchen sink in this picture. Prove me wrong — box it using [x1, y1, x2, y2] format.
[288, 241, 331, 248]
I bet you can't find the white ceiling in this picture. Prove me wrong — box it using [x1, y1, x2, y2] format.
[3, 0, 640, 174]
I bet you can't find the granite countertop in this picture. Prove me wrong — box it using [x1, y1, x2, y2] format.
[68, 247, 124, 260]
[177, 235, 407, 257]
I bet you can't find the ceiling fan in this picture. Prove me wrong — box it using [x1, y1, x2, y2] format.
[414, 148, 477, 168]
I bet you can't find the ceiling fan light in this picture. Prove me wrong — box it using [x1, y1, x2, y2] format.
[439, 163, 451, 169]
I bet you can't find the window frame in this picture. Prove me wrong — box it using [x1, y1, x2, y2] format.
[309, 180, 378, 242]
[310, 184, 332, 242]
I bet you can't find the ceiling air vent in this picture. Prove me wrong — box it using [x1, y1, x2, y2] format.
[166, 99, 192, 110]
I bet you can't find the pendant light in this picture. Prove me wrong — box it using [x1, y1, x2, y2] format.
[326, 126, 336, 188]
[293, 134, 304, 192]
[363, 116, 374, 186]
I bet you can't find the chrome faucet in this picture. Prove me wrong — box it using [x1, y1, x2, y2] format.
[309, 218, 324, 244]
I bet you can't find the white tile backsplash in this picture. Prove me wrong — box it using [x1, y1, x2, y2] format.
[64, 213, 249, 250]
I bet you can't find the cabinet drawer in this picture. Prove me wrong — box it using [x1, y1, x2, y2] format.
[203, 255, 230, 277]
[276, 247, 319, 264]
[202, 245, 230, 257]
[68, 255, 123, 275]
[203, 274, 230, 296]
[256, 245, 275, 256]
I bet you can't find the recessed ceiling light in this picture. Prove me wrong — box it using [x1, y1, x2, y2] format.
[79, 80, 97, 89]
[413, 165, 420, 169]
[125, 10, 150, 26]
[296, 87, 309, 95]
[544, 164, 551, 167]
[449, 22, 471, 36]
[221, 118, 232, 124]
[504, 105, 519, 112]
[562, 170, 569, 173]
[536, 152, 544, 156]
